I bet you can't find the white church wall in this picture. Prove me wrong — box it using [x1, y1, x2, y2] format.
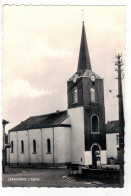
[54, 127, 65, 163]
[106, 133, 119, 158]
[9, 131, 18, 164]
[68, 107, 85, 165]
[17, 130, 29, 164]
[54, 128, 58, 163]
[8, 127, 70, 166]
[28, 129, 42, 164]
[41, 128, 53, 164]
[64, 127, 71, 163]
[54, 127, 71, 164]
[85, 151, 92, 165]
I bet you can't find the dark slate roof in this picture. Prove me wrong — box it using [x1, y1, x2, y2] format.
[9, 110, 70, 132]
[106, 120, 119, 134]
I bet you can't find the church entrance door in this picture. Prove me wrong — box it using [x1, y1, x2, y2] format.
[92, 145, 100, 168]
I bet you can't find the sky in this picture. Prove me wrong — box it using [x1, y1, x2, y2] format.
[2, 5, 125, 132]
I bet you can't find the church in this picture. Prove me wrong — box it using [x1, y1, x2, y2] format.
[7, 22, 107, 167]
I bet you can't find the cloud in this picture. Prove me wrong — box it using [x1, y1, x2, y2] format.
[10, 78, 58, 98]
[29, 39, 73, 58]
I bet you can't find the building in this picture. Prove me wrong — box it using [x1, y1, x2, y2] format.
[7, 22, 107, 167]
[8, 111, 71, 167]
[106, 120, 119, 164]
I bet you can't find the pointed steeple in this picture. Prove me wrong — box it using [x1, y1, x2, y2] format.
[77, 22, 92, 71]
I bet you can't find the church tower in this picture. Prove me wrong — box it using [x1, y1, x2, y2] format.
[67, 22, 107, 167]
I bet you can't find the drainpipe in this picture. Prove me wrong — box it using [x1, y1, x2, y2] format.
[17, 131, 18, 166]
[40, 129, 43, 165]
[27, 130, 30, 166]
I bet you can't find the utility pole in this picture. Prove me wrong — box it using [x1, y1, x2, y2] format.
[2, 119, 9, 173]
[115, 53, 124, 186]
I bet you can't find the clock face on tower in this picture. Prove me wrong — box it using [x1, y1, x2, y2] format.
[72, 74, 78, 83]
[90, 74, 96, 82]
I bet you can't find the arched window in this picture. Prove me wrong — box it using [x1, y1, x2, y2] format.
[33, 140, 36, 153]
[21, 140, 24, 153]
[47, 139, 51, 153]
[91, 115, 99, 133]
[90, 87, 96, 102]
[73, 87, 78, 103]
[11, 141, 13, 153]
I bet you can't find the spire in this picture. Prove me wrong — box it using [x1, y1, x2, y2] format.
[77, 22, 92, 71]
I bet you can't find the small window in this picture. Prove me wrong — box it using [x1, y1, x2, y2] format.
[116, 135, 119, 145]
[47, 139, 51, 153]
[21, 140, 24, 153]
[73, 87, 78, 103]
[90, 87, 96, 102]
[117, 148, 119, 159]
[91, 115, 99, 133]
[11, 141, 13, 153]
[33, 140, 36, 153]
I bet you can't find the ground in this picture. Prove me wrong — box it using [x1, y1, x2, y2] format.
[2, 166, 120, 188]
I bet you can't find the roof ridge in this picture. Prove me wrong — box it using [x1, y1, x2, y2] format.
[30, 110, 67, 118]
[106, 120, 119, 124]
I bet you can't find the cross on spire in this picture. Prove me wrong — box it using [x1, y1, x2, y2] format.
[82, 9, 84, 22]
